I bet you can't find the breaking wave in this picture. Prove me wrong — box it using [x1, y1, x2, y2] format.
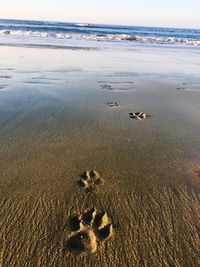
[0, 19, 200, 48]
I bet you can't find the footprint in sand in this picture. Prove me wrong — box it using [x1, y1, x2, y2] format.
[99, 83, 112, 90]
[194, 169, 200, 177]
[107, 101, 120, 107]
[66, 208, 113, 253]
[176, 87, 185, 90]
[129, 112, 149, 120]
[78, 171, 104, 192]
[0, 85, 8, 90]
[0, 75, 12, 79]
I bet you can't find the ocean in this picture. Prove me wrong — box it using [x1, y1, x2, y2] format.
[0, 19, 200, 49]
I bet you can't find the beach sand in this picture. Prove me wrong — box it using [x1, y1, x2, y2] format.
[0, 46, 200, 266]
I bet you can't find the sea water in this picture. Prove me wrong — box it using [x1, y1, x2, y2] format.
[0, 19, 200, 49]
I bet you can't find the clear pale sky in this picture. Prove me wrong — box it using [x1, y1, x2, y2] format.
[0, 0, 200, 28]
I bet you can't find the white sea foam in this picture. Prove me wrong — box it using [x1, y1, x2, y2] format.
[0, 29, 200, 47]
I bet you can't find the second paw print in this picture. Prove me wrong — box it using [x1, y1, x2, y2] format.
[78, 171, 104, 192]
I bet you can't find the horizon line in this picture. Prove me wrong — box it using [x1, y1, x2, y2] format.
[0, 17, 200, 31]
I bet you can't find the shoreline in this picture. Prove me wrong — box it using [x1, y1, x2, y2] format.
[1, 36, 200, 51]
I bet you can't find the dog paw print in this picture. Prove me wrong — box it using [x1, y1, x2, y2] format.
[78, 171, 104, 192]
[176, 87, 185, 90]
[129, 111, 149, 120]
[100, 83, 112, 90]
[66, 208, 113, 254]
[0, 84, 8, 90]
[0, 75, 12, 79]
[107, 101, 120, 107]
[194, 168, 200, 177]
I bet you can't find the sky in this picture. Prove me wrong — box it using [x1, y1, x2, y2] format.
[0, 0, 200, 29]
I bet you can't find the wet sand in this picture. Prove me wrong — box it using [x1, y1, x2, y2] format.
[0, 46, 200, 266]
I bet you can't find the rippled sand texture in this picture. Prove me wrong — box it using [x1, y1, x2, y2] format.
[1, 187, 200, 266]
[0, 46, 200, 266]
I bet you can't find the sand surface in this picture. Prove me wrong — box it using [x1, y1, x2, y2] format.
[0, 46, 200, 266]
